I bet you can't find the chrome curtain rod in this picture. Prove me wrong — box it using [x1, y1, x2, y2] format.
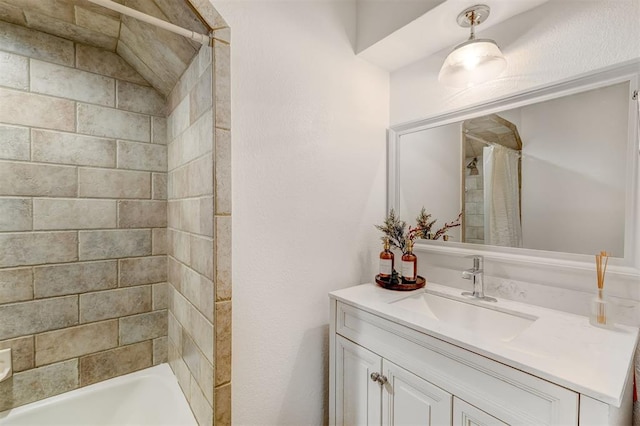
[87, 0, 211, 45]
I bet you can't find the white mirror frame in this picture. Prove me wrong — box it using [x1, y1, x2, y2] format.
[388, 60, 640, 283]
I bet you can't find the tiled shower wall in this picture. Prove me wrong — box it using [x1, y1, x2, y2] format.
[0, 22, 168, 410]
[464, 155, 484, 244]
[166, 29, 231, 425]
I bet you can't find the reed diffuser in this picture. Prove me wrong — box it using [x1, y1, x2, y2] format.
[591, 251, 609, 327]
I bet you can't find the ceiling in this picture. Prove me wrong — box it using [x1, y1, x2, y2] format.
[0, 0, 211, 96]
[357, 0, 550, 71]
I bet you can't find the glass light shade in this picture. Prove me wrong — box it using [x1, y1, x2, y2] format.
[438, 39, 507, 88]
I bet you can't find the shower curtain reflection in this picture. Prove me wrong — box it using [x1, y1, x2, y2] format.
[483, 144, 522, 248]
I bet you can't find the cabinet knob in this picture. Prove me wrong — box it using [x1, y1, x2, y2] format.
[370, 372, 388, 385]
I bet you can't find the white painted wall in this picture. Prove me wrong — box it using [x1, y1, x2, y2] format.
[210, 1, 389, 424]
[390, 0, 640, 125]
[399, 123, 462, 241]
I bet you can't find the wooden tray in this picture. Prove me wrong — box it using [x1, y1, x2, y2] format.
[375, 274, 426, 291]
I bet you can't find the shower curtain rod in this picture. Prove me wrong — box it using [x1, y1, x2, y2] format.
[87, 0, 211, 45]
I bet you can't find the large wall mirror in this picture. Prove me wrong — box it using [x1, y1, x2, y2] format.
[388, 62, 639, 265]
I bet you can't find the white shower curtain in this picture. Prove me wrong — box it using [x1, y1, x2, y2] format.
[483, 145, 523, 248]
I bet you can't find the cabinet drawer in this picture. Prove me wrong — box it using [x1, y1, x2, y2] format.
[336, 302, 578, 425]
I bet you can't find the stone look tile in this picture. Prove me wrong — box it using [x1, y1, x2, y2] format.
[182, 333, 213, 406]
[0, 198, 32, 232]
[116, 40, 173, 97]
[78, 167, 150, 199]
[153, 282, 168, 310]
[77, 103, 150, 142]
[189, 65, 212, 124]
[79, 286, 151, 323]
[79, 341, 152, 386]
[0, 21, 74, 66]
[214, 41, 230, 130]
[32, 129, 116, 167]
[215, 216, 231, 301]
[0, 1, 26, 26]
[152, 117, 167, 145]
[0, 296, 78, 340]
[168, 112, 212, 171]
[181, 266, 214, 323]
[152, 228, 167, 255]
[33, 198, 116, 230]
[30, 60, 115, 106]
[0, 51, 28, 89]
[0, 359, 78, 412]
[117, 200, 167, 228]
[215, 301, 231, 386]
[189, 377, 213, 426]
[152, 173, 167, 200]
[167, 258, 181, 294]
[200, 197, 214, 237]
[0, 124, 29, 161]
[75, 44, 148, 86]
[22, 9, 117, 51]
[153, 337, 168, 365]
[74, 7, 120, 38]
[0, 161, 77, 197]
[34, 260, 117, 299]
[119, 256, 167, 287]
[119, 310, 167, 345]
[0, 267, 32, 305]
[168, 95, 190, 142]
[0, 336, 34, 372]
[213, 27, 231, 44]
[117, 80, 165, 116]
[0, 87, 75, 132]
[215, 128, 231, 215]
[117, 141, 167, 172]
[35, 320, 118, 366]
[168, 340, 190, 397]
[0, 232, 77, 268]
[190, 235, 213, 280]
[169, 229, 190, 265]
[186, 305, 214, 364]
[215, 383, 231, 426]
[167, 309, 182, 351]
[79, 229, 151, 261]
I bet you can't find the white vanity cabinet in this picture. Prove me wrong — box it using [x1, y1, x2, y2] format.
[336, 335, 452, 425]
[329, 284, 638, 426]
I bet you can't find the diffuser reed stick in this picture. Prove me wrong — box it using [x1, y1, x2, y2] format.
[594, 251, 609, 325]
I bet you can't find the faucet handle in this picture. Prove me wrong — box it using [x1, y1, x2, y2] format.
[465, 255, 483, 270]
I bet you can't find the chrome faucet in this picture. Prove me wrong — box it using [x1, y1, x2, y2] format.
[461, 256, 497, 302]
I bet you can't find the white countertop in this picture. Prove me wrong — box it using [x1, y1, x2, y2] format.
[330, 282, 639, 407]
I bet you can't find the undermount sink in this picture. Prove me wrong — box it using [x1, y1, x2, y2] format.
[391, 291, 537, 342]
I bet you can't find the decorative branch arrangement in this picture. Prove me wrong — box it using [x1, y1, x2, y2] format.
[376, 208, 463, 253]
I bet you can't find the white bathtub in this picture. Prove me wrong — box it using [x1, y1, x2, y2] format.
[0, 364, 197, 425]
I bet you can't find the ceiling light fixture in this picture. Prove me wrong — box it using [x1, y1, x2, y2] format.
[438, 4, 507, 88]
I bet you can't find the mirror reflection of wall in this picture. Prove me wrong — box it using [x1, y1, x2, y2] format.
[397, 81, 630, 257]
[399, 123, 462, 242]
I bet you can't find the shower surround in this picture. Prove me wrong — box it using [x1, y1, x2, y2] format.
[0, 5, 231, 424]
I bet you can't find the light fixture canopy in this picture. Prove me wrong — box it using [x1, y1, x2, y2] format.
[438, 5, 507, 88]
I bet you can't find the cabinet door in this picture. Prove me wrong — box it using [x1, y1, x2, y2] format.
[382, 360, 452, 426]
[336, 336, 383, 426]
[453, 398, 508, 426]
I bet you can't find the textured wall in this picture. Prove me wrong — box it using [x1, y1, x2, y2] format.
[0, 21, 168, 411]
[211, 1, 389, 424]
[166, 28, 231, 426]
[390, 1, 640, 422]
